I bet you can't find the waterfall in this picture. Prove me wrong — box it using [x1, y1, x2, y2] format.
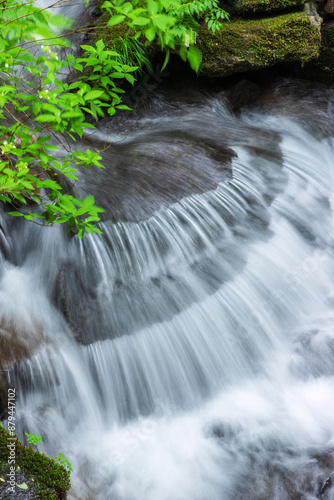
[1, 77, 334, 499]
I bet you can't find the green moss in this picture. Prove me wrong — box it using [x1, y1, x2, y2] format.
[0, 426, 70, 499]
[197, 11, 321, 77]
[92, 12, 131, 49]
[235, 0, 304, 16]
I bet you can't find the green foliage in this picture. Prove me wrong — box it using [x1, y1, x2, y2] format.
[0, 0, 229, 236]
[0, 0, 118, 237]
[113, 34, 153, 76]
[25, 433, 73, 474]
[101, 0, 229, 73]
[56, 453, 73, 473]
[25, 432, 42, 448]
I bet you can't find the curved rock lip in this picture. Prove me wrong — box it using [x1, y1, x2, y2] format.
[73, 129, 236, 223]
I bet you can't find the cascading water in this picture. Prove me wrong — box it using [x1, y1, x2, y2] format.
[1, 75, 334, 500]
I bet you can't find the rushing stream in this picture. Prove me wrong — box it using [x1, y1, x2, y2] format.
[1, 74, 334, 499]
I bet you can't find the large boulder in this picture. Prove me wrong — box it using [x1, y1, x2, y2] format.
[0, 316, 44, 369]
[197, 3, 322, 78]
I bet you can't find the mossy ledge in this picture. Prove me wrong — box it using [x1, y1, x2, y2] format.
[235, 0, 304, 16]
[0, 426, 70, 499]
[197, 9, 321, 78]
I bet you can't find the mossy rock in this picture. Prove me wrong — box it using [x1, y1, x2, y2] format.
[0, 426, 70, 499]
[235, 0, 304, 16]
[197, 8, 321, 78]
[92, 10, 131, 48]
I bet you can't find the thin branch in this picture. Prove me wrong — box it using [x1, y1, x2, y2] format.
[2, 0, 74, 26]
[12, 25, 98, 49]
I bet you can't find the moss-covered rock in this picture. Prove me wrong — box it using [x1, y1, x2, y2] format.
[235, 0, 304, 16]
[91, 9, 131, 48]
[0, 426, 70, 499]
[197, 7, 321, 77]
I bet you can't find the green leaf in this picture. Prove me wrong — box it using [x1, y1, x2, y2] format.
[81, 45, 95, 52]
[187, 46, 202, 73]
[107, 15, 126, 26]
[124, 74, 136, 85]
[147, 0, 158, 16]
[161, 49, 170, 72]
[35, 114, 57, 123]
[82, 195, 95, 209]
[152, 15, 175, 30]
[16, 483, 28, 490]
[96, 39, 105, 51]
[62, 111, 83, 119]
[179, 46, 188, 62]
[145, 27, 156, 42]
[84, 90, 104, 100]
[116, 104, 132, 110]
[38, 134, 52, 144]
[122, 2, 133, 14]
[132, 16, 150, 26]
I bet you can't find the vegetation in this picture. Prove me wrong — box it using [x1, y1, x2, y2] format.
[0, 0, 229, 238]
[0, 425, 70, 499]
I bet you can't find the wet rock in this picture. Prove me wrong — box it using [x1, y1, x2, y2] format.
[55, 107, 285, 345]
[78, 130, 235, 222]
[226, 80, 261, 111]
[56, 245, 245, 344]
[234, 444, 334, 500]
[0, 316, 44, 369]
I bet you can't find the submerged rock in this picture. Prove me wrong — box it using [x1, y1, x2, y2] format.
[226, 79, 261, 110]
